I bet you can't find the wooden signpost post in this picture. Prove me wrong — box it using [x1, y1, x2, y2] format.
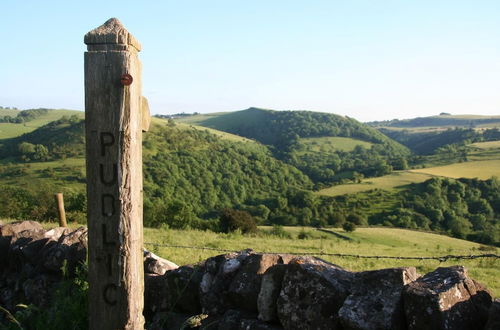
[84, 18, 149, 329]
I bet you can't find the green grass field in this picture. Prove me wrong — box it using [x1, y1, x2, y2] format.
[319, 143, 500, 196]
[3, 219, 496, 295]
[177, 123, 254, 143]
[173, 112, 230, 125]
[0, 109, 20, 116]
[0, 109, 83, 139]
[0, 123, 37, 139]
[319, 159, 500, 197]
[410, 159, 500, 180]
[469, 140, 500, 150]
[142, 226, 499, 296]
[317, 171, 434, 196]
[154, 117, 254, 143]
[0, 158, 85, 191]
[299, 136, 373, 153]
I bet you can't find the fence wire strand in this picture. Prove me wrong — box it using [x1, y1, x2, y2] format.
[144, 242, 499, 262]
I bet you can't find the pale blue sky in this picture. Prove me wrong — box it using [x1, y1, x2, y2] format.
[1, 0, 499, 121]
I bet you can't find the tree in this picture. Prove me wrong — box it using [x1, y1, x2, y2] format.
[343, 222, 356, 232]
[447, 215, 471, 239]
[347, 213, 367, 226]
[18, 142, 36, 155]
[219, 208, 257, 234]
[328, 212, 346, 227]
[468, 199, 493, 218]
[33, 144, 49, 161]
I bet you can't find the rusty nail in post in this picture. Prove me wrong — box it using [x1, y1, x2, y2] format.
[120, 74, 133, 86]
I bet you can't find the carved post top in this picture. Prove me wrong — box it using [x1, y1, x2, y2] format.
[84, 18, 141, 52]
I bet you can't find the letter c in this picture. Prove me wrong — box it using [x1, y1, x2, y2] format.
[103, 283, 118, 305]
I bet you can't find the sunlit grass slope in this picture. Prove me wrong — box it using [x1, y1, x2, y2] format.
[0, 109, 20, 116]
[0, 158, 85, 191]
[143, 226, 499, 296]
[4, 219, 495, 295]
[298, 136, 373, 153]
[317, 171, 434, 196]
[153, 117, 255, 143]
[0, 109, 83, 139]
[319, 143, 500, 196]
[173, 112, 230, 125]
[469, 140, 500, 150]
[410, 160, 500, 180]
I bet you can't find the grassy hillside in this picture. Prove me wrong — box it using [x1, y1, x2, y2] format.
[298, 136, 374, 153]
[0, 158, 85, 190]
[318, 171, 434, 196]
[0, 116, 85, 162]
[0, 108, 20, 116]
[410, 160, 500, 180]
[0, 109, 83, 139]
[0, 118, 325, 228]
[173, 112, 234, 125]
[1, 110, 499, 247]
[195, 108, 408, 150]
[173, 121, 254, 143]
[319, 158, 500, 197]
[143, 226, 499, 296]
[470, 140, 500, 150]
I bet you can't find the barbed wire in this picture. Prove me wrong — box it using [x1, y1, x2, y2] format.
[144, 242, 499, 262]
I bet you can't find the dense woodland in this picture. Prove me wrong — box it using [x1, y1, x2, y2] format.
[0, 111, 498, 245]
[370, 177, 500, 245]
[199, 108, 410, 185]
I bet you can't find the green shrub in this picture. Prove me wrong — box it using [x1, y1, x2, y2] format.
[268, 225, 292, 239]
[297, 229, 312, 239]
[346, 213, 367, 226]
[343, 222, 356, 232]
[219, 208, 257, 234]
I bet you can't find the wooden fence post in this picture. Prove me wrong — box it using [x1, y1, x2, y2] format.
[54, 193, 67, 227]
[84, 18, 145, 329]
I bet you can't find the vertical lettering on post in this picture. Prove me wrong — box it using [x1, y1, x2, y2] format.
[85, 18, 145, 329]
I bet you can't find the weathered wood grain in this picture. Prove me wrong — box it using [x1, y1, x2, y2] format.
[84, 18, 144, 329]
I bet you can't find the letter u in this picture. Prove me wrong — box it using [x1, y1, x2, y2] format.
[100, 163, 117, 186]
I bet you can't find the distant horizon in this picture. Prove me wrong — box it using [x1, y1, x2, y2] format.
[1, 1, 499, 122]
[2, 104, 499, 123]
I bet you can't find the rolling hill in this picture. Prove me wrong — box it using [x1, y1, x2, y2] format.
[0, 107, 499, 246]
[0, 116, 325, 229]
[189, 108, 408, 149]
[0, 108, 84, 139]
[176, 108, 411, 185]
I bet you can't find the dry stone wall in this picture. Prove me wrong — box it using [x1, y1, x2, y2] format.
[0, 221, 496, 329]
